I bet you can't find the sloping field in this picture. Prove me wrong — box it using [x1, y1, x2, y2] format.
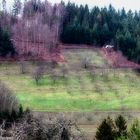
[0, 48, 140, 112]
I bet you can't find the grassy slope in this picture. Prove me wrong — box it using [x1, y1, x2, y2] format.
[0, 49, 140, 112]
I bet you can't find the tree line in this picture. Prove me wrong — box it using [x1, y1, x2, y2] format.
[60, 3, 140, 63]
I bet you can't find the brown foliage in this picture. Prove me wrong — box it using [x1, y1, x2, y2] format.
[12, 0, 65, 59]
[0, 81, 18, 114]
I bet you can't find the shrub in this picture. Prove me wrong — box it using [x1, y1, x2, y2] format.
[128, 119, 140, 140]
[0, 81, 18, 115]
[12, 113, 82, 140]
[0, 82, 24, 123]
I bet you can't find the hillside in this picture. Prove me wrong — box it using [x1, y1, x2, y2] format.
[1, 0, 140, 139]
[0, 45, 140, 112]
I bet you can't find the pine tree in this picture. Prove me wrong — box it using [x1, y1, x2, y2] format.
[96, 117, 115, 140]
[0, 27, 15, 56]
[115, 115, 127, 138]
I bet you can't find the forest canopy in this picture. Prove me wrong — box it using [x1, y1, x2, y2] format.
[60, 3, 140, 63]
[0, 0, 140, 63]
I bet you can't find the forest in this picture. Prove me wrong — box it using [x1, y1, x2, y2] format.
[0, 0, 140, 63]
[61, 3, 140, 63]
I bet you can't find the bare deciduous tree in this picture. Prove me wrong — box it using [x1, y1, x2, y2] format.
[61, 63, 68, 78]
[12, 0, 65, 59]
[19, 60, 27, 74]
[82, 56, 91, 69]
[50, 69, 57, 85]
[32, 63, 45, 85]
[0, 109, 86, 140]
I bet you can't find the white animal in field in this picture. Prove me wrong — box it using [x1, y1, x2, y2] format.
[105, 45, 114, 49]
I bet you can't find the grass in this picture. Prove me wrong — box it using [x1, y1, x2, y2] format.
[0, 49, 140, 112]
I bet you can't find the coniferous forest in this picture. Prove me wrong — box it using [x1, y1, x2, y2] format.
[60, 3, 140, 63]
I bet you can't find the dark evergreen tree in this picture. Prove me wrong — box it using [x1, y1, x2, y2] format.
[0, 27, 15, 57]
[95, 117, 115, 140]
[115, 115, 127, 138]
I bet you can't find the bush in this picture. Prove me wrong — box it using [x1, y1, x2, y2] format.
[0, 81, 24, 123]
[11, 113, 82, 140]
[128, 119, 140, 140]
[0, 81, 18, 114]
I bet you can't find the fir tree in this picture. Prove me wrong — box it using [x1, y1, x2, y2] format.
[115, 115, 127, 138]
[96, 117, 115, 140]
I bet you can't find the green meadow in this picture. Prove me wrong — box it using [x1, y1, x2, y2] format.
[0, 49, 140, 112]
